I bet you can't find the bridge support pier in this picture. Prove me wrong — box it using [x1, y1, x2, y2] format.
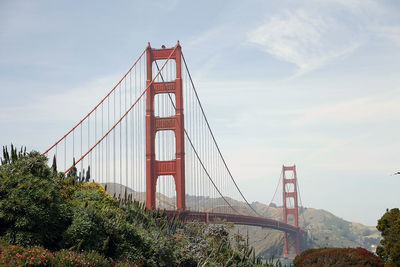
[282, 165, 300, 256]
[145, 42, 185, 211]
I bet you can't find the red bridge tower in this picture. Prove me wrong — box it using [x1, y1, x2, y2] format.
[146, 42, 185, 210]
[282, 165, 300, 256]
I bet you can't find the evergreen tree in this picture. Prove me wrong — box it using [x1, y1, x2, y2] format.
[85, 166, 90, 182]
[68, 158, 77, 179]
[377, 208, 400, 266]
[52, 155, 57, 173]
[1, 145, 26, 165]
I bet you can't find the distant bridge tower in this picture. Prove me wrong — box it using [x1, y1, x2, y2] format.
[282, 165, 300, 256]
[146, 42, 185, 210]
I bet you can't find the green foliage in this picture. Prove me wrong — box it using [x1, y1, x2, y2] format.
[59, 176, 82, 201]
[0, 240, 110, 266]
[62, 186, 148, 264]
[0, 145, 282, 266]
[0, 148, 71, 248]
[53, 249, 109, 267]
[1, 144, 26, 165]
[52, 154, 57, 173]
[377, 208, 400, 266]
[0, 242, 53, 266]
[67, 158, 78, 179]
[86, 165, 91, 182]
[293, 247, 385, 267]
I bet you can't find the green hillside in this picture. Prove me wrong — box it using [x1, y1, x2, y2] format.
[234, 203, 380, 258]
[102, 183, 381, 258]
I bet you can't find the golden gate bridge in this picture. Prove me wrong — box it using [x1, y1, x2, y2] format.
[42, 42, 306, 257]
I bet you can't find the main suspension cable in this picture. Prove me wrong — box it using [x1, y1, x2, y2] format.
[42, 48, 147, 156]
[154, 61, 240, 215]
[297, 175, 307, 226]
[264, 170, 282, 217]
[64, 45, 178, 173]
[181, 52, 261, 217]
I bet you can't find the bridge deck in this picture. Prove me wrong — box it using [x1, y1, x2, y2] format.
[165, 210, 303, 235]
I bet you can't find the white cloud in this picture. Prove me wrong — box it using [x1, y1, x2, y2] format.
[313, 0, 400, 48]
[293, 90, 400, 126]
[247, 9, 360, 75]
[247, 0, 400, 77]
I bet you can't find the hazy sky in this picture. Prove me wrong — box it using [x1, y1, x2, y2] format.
[1, 0, 400, 226]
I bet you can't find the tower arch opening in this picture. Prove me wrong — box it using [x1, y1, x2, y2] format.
[155, 175, 177, 210]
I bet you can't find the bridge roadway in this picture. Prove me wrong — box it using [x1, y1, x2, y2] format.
[165, 210, 304, 235]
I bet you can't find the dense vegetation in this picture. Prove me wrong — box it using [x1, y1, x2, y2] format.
[0, 146, 280, 266]
[377, 208, 400, 266]
[2, 145, 399, 266]
[292, 247, 386, 267]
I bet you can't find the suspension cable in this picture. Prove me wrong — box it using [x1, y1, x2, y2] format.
[42, 48, 147, 156]
[264, 170, 282, 217]
[65, 45, 178, 173]
[297, 175, 307, 226]
[154, 61, 240, 215]
[181, 52, 261, 217]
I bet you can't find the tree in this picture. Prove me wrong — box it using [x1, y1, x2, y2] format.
[0, 146, 281, 266]
[377, 208, 400, 266]
[0, 148, 71, 248]
[85, 165, 91, 182]
[1, 144, 26, 165]
[67, 158, 78, 179]
[52, 155, 57, 173]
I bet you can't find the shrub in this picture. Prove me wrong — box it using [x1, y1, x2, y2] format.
[0, 146, 280, 266]
[62, 182, 151, 264]
[0, 242, 54, 266]
[0, 150, 71, 248]
[293, 247, 386, 267]
[0, 241, 110, 267]
[53, 249, 109, 267]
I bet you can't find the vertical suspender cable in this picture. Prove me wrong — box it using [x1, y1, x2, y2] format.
[119, 83, 122, 196]
[95, 109, 97, 181]
[88, 116, 90, 178]
[113, 90, 116, 191]
[55, 145, 58, 169]
[108, 96, 110, 189]
[125, 74, 128, 193]
[182, 53, 260, 217]
[101, 103, 104, 184]
[80, 124, 82, 176]
[129, 70, 132, 191]
[64, 138, 66, 171]
[139, 58, 142, 201]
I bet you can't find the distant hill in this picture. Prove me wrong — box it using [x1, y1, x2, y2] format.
[103, 183, 381, 257]
[236, 202, 380, 258]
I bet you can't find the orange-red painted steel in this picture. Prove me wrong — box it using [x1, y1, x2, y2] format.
[282, 165, 300, 256]
[63, 45, 176, 174]
[165, 210, 305, 235]
[42, 48, 147, 157]
[146, 42, 185, 211]
[43, 41, 305, 256]
[143, 43, 303, 255]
